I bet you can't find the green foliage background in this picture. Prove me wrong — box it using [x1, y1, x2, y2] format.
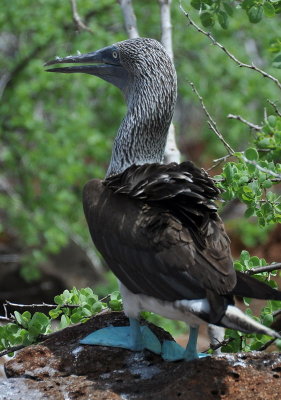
[1, 0, 281, 353]
[1, 0, 281, 270]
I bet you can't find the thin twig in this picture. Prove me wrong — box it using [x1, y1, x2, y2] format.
[258, 337, 277, 352]
[189, 82, 281, 180]
[207, 154, 234, 171]
[188, 81, 235, 155]
[0, 316, 14, 323]
[118, 0, 139, 39]
[0, 345, 26, 358]
[241, 156, 281, 180]
[267, 100, 281, 117]
[70, 0, 93, 33]
[228, 114, 262, 131]
[273, 309, 281, 318]
[3, 301, 79, 312]
[203, 337, 234, 353]
[245, 263, 281, 276]
[179, 3, 281, 91]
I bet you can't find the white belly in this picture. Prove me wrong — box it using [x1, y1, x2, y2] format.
[119, 282, 210, 327]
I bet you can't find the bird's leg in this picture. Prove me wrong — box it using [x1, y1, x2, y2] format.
[80, 317, 161, 355]
[161, 325, 210, 361]
[183, 326, 208, 360]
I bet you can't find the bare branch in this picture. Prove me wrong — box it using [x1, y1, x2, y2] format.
[158, 0, 180, 163]
[228, 114, 262, 131]
[0, 344, 26, 358]
[0, 316, 14, 323]
[187, 82, 281, 180]
[70, 0, 93, 33]
[241, 156, 281, 180]
[0, 254, 21, 263]
[258, 337, 277, 352]
[203, 337, 234, 353]
[159, 0, 173, 61]
[179, 4, 281, 91]
[273, 309, 281, 318]
[164, 124, 181, 163]
[207, 154, 234, 172]
[3, 301, 79, 312]
[245, 263, 281, 276]
[188, 81, 235, 155]
[267, 100, 281, 117]
[118, 0, 139, 39]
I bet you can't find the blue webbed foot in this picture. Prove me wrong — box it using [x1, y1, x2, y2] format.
[162, 340, 186, 361]
[80, 318, 161, 355]
[162, 326, 210, 361]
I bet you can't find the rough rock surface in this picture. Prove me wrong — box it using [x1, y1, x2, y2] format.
[1, 312, 281, 400]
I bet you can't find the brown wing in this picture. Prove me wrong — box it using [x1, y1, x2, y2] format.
[83, 162, 236, 302]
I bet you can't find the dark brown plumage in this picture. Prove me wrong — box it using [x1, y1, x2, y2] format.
[46, 37, 281, 353]
[83, 161, 281, 326]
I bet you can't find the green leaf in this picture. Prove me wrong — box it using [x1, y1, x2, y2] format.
[245, 147, 259, 161]
[240, 250, 250, 262]
[14, 311, 28, 329]
[223, 2, 234, 16]
[200, 11, 215, 27]
[109, 299, 123, 311]
[49, 308, 62, 319]
[263, 2, 276, 17]
[262, 313, 273, 326]
[267, 115, 277, 126]
[272, 53, 281, 69]
[54, 295, 64, 305]
[244, 207, 255, 218]
[191, 0, 203, 10]
[59, 315, 70, 330]
[247, 5, 264, 23]
[217, 10, 229, 29]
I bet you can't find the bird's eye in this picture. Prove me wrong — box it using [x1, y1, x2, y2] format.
[112, 51, 118, 59]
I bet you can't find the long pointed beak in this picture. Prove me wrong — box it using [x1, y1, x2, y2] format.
[44, 48, 105, 71]
[44, 47, 128, 92]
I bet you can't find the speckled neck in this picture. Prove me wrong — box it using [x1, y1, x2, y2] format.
[106, 41, 177, 177]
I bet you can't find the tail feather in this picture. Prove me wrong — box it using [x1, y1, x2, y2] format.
[233, 271, 281, 301]
[220, 305, 281, 338]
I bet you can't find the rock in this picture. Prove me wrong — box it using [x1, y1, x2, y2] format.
[2, 311, 281, 400]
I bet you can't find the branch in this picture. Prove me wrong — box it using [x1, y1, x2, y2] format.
[158, 0, 180, 163]
[179, 4, 281, 91]
[203, 337, 234, 353]
[241, 156, 281, 180]
[188, 81, 235, 155]
[2, 301, 79, 318]
[267, 100, 281, 117]
[187, 82, 281, 180]
[273, 309, 281, 318]
[118, 0, 139, 39]
[258, 337, 277, 352]
[228, 114, 262, 131]
[207, 154, 233, 171]
[70, 0, 93, 33]
[245, 263, 281, 276]
[0, 344, 26, 358]
[0, 316, 14, 323]
[164, 124, 181, 163]
[159, 0, 173, 61]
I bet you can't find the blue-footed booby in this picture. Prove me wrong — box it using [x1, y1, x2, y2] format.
[45, 38, 281, 361]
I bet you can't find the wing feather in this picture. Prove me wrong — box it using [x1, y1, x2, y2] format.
[83, 162, 236, 303]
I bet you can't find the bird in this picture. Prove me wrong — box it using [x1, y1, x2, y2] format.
[45, 37, 281, 361]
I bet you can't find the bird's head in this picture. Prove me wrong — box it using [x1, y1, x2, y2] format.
[45, 38, 176, 99]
